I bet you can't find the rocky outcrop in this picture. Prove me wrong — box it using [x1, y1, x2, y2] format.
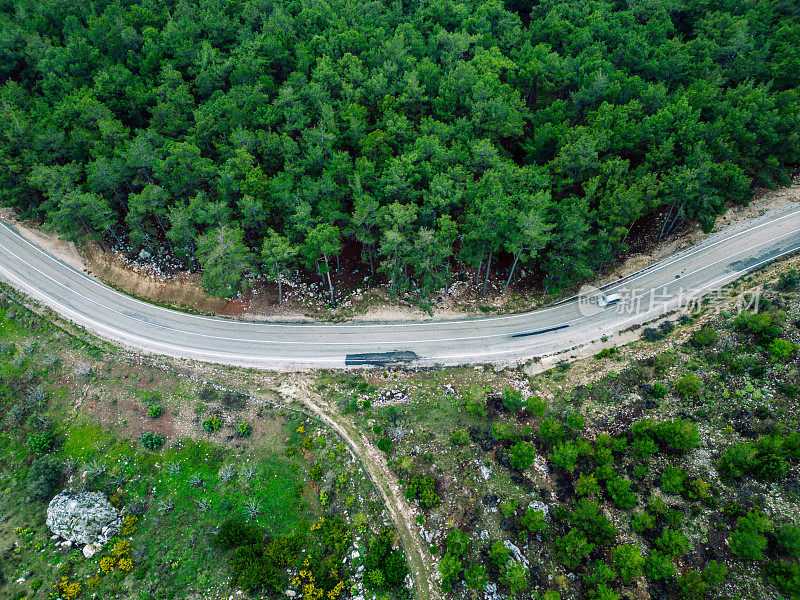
[46, 491, 121, 555]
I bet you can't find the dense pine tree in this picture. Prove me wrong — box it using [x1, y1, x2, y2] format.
[0, 0, 797, 298]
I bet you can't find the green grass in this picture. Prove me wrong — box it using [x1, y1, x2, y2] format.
[60, 423, 114, 460]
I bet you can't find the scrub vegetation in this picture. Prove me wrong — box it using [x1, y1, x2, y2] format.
[322, 263, 800, 600]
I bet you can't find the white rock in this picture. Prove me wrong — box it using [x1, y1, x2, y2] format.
[503, 540, 528, 568]
[47, 491, 121, 548]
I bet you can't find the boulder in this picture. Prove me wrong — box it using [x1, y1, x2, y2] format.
[47, 491, 121, 548]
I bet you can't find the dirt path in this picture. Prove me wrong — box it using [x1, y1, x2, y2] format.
[277, 380, 442, 600]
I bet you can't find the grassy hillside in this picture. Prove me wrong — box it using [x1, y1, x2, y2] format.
[0, 295, 410, 600]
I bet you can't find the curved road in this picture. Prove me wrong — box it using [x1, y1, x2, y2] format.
[1, 204, 799, 370]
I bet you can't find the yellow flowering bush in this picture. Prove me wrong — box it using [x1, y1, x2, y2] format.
[52, 576, 82, 599]
[291, 567, 324, 600]
[112, 539, 132, 558]
[100, 556, 116, 573]
[120, 515, 138, 536]
[290, 557, 346, 600]
[328, 580, 347, 599]
[118, 557, 134, 572]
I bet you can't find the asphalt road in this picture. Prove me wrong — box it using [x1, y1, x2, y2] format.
[1, 204, 799, 370]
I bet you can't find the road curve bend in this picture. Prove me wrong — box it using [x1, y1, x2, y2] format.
[1, 204, 799, 370]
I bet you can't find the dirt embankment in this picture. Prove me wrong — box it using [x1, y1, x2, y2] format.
[2, 181, 798, 322]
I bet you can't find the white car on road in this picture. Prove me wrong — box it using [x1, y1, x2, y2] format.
[597, 293, 622, 307]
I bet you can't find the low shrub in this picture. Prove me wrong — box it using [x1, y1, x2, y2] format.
[450, 429, 469, 446]
[438, 552, 461, 591]
[213, 518, 263, 550]
[500, 498, 518, 519]
[734, 311, 783, 347]
[509, 441, 536, 470]
[363, 528, 408, 589]
[645, 550, 675, 580]
[27, 455, 63, 500]
[202, 414, 223, 432]
[221, 390, 248, 410]
[718, 434, 796, 481]
[630, 436, 658, 460]
[566, 412, 585, 430]
[730, 510, 771, 560]
[674, 373, 702, 398]
[550, 441, 580, 472]
[198, 384, 218, 402]
[649, 382, 668, 399]
[703, 560, 727, 586]
[569, 498, 617, 545]
[27, 431, 55, 454]
[612, 544, 644, 584]
[606, 476, 636, 509]
[539, 418, 565, 448]
[147, 404, 163, 419]
[500, 561, 528, 593]
[525, 395, 547, 417]
[642, 327, 667, 342]
[595, 347, 618, 360]
[554, 529, 594, 569]
[775, 524, 800, 558]
[777, 381, 799, 398]
[682, 477, 710, 501]
[575, 473, 600, 497]
[237, 422, 252, 437]
[655, 528, 689, 557]
[776, 268, 800, 291]
[654, 418, 700, 452]
[405, 476, 439, 508]
[769, 338, 796, 362]
[691, 326, 718, 348]
[660, 467, 687, 495]
[502, 388, 524, 412]
[521, 507, 547, 534]
[631, 511, 656, 533]
[140, 431, 164, 451]
[489, 540, 511, 568]
[584, 560, 616, 587]
[677, 571, 707, 599]
[228, 534, 302, 592]
[464, 564, 488, 591]
[764, 561, 800, 599]
[445, 528, 469, 557]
